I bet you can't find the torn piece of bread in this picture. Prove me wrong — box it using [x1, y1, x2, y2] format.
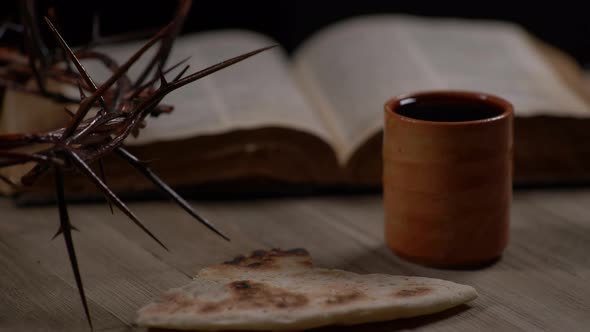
[137, 248, 477, 331]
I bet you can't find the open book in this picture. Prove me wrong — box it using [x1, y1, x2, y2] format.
[3, 15, 590, 198]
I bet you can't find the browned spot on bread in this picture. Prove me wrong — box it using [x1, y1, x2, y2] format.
[283, 248, 309, 256]
[325, 290, 365, 305]
[394, 287, 432, 298]
[257, 248, 309, 258]
[198, 280, 309, 313]
[231, 280, 253, 289]
[251, 249, 268, 258]
[220, 248, 312, 270]
[224, 255, 246, 265]
[231, 280, 309, 308]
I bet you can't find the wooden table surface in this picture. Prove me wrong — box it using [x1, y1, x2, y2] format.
[1, 189, 589, 331]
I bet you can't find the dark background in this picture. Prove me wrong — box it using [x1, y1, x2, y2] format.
[3, 1, 590, 66]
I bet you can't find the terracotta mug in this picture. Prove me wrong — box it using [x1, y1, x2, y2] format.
[383, 91, 513, 268]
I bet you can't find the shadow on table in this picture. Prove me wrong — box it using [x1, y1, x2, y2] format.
[148, 303, 472, 332]
[331, 244, 502, 278]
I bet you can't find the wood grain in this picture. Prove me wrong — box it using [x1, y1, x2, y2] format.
[1, 190, 589, 331]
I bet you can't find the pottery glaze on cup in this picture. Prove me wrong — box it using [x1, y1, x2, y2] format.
[383, 91, 513, 268]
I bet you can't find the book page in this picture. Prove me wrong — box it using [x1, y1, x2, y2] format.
[84, 31, 332, 146]
[292, 15, 590, 163]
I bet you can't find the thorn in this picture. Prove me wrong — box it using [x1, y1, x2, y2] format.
[127, 56, 191, 100]
[64, 107, 75, 118]
[98, 160, 114, 214]
[67, 151, 168, 251]
[51, 226, 62, 240]
[49, 15, 170, 140]
[54, 167, 93, 330]
[132, 45, 277, 119]
[51, 224, 80, 241]
[172, 65, 190, 81]
[115, 147, 230, 242]
[52, 224, 80, 241]
[158, 65, 168, 86]
[44, 17, 107, 111]
[132, 9, 189, 88]
[45, 16, 107, 139]
[159, 45, 278, 98]
[77, 81, 87, 100]
[0, 173, 16, 188]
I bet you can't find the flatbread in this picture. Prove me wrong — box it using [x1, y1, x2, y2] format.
[137, 248, 477, 331]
